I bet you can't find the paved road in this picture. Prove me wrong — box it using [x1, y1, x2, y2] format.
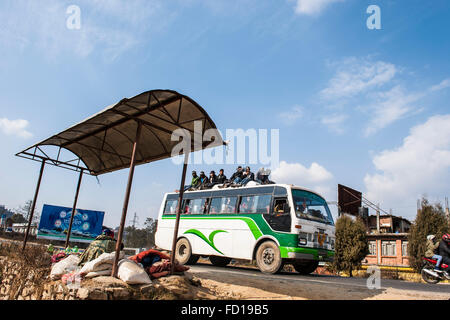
[189, 263, 450, 299]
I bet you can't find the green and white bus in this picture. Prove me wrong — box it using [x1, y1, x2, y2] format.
[155, 184, 335, 274]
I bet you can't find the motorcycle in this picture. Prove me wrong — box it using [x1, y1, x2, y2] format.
[421, 257, 450, 284]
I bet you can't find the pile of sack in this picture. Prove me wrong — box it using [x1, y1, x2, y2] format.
[49, 249, 190, 286]
[50, 251, 152, 285]
[48, 229, 189, 286]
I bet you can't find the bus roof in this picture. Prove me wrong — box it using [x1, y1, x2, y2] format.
[165, 183, 327, 201]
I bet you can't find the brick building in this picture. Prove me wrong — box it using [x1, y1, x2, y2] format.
[364, 214, 412, 267]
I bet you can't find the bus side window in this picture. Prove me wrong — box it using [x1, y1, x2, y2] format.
[203, 198, 210, 214]
[209, 198, 220, 214]
[183, 200, 191, 215]
[221, 197, 237, 214]
[254, 195, 272, 214]
[164, 199, 178, 215]
[273, 198, 288, 215]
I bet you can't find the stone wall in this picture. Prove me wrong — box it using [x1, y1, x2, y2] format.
[0, 256, 50, 300]
[0, 255, 214, 300]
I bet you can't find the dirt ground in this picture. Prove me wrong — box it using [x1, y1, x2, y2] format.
[187, 266, 450, 300]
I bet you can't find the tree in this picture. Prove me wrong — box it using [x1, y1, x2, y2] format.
[16, 200, 40, 224]
[408, 198, 449, 272]
[144, 217, 157, 247]
[328, 215, 369, 277]
[5, 213, 27, 226]
[123, 217, 158, 249]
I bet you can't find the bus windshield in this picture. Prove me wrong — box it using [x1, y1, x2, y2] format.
[292, 189, 334, 225]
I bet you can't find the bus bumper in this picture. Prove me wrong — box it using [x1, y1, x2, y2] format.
[280, 246, 334, 262]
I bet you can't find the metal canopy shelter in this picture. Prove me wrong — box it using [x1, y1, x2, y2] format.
[16, 89, 224, 277]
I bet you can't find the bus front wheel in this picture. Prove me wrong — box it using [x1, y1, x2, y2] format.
[255, 241, 283, 274]
[293, 261, 319, 275]
[209, 256, 232, 267]
[175, 238, 199, 265]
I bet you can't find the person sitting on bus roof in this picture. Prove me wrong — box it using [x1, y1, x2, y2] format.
[199, 171, 208, 184]
[217, 169, 227, 184]
[255, 167, 275, 185]
[203, 170, 219, 189]
[184, 171, 200, 191]
[227, 166, 244, 186]
[236, 166, 254, 186]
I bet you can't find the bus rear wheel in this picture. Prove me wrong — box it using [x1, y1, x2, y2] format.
[209, 256, 232, 267]
[293, 261, 319, 275]
[255, 241, 283, 274]
[175, 238, 199, 265]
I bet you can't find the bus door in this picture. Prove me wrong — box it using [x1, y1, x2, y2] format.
[263, 197, 291, 232]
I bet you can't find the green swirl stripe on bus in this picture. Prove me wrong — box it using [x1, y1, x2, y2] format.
[162, 216, 263, 240]
[184, 229, 227, 255]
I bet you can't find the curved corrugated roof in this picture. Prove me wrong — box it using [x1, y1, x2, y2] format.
[17, 89, 224, 175]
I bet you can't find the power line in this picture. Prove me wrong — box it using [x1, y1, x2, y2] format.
[341, 187, 390, 215]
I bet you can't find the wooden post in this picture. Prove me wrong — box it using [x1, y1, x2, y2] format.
[170, 151, 190, 274]
[112, 122, 142, 278]
[64, 169, 84, 248]
[22, 160, 45, 251]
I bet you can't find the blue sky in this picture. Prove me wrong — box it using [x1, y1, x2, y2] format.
[0, 0, 449, 227]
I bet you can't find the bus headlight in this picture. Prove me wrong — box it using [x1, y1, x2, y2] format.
[298, 232, 308, 246]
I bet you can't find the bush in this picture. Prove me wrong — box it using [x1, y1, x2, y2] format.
[327, 215, 369, 277]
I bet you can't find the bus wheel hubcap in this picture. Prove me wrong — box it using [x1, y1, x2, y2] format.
[178, 245, 186, 257]
[262, 248, 274, 265]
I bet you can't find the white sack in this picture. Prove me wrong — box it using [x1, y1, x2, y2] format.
[85, 269, 112, 278]
[80, 251, 124, 274]
[50, 255, 80, 280]
[117, 259, 152, 284]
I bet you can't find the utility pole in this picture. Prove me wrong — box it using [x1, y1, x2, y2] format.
[445, 197, 449, 223]
[376, 203, 380, 234]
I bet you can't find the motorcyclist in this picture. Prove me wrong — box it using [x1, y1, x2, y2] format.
[437, 233, 450, 272]
[425, 235, 442, 273]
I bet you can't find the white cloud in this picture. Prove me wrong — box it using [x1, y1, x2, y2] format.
[272, 160, 334, 198]
[321, 58, 397, 99]
[364, 114, 450, 218]
[430, 78, 450, 92]
[319, 58, 450, 136]
[321, 113, 347, 134]
[364, 86, 423, 136]
[0, 118, 32, 138]
[294, 0, 345, 16]
[278, 105, 303, 125]
[0, 0, 170, 61]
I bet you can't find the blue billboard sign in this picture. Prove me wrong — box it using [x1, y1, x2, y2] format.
[37, 204, 105, 243]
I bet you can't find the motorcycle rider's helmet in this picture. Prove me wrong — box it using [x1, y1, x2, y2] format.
[442, 233, 450, 243]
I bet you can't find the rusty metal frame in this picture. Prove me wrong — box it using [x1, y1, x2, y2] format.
[16, 145, 90, 175]
[16, 89, 225, 278]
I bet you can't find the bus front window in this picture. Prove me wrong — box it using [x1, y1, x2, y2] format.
[292, 189, 334, 225]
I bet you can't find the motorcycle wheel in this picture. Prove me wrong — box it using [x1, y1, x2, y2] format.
[421, 267, 440, 284]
